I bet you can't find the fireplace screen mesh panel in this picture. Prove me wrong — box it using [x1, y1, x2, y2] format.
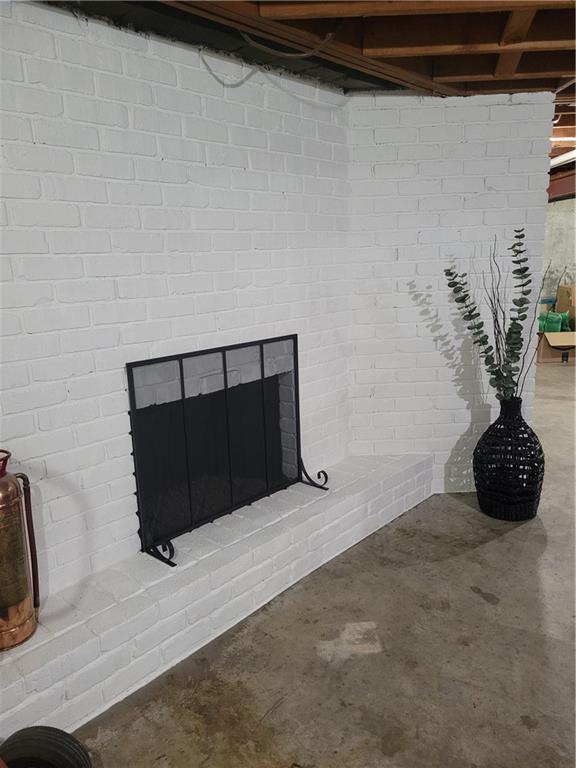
[127, 335, 302, 562]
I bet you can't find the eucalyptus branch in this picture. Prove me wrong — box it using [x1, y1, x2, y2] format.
[444, 228, 542, 401]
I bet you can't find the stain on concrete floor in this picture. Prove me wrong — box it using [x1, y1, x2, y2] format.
[77, 365, 575, 768]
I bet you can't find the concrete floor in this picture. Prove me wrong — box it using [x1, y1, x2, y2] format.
[77, 364, 575, 768]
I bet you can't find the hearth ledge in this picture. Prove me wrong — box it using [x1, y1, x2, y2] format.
[0, 453, 433, 738]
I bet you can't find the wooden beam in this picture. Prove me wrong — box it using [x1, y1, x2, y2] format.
[548, 169, 575, 200]
[462, 78, 560, 93]
[554, 115, 575, 126]
[259, 1, 572, 20]
[494, 8, 536, 76]
[500, 8, 537, 44]
[432, 51, 574, 81]
[161, 1, 461, 94]
[494, 52, 524, 76]
[553, 125, 576, 137]
[556, 85, 576, 102]
[550, 145, 575, 157]
[364, 10, 575, 57]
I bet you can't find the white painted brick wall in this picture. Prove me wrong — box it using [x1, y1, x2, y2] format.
[0, 3, 353, 595]
[347, 91, 553, 492]
[0, 454, 433, 737]
[0, 2, 553, 594]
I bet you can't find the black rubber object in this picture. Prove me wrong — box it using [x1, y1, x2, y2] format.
[0, 726, 92, 768]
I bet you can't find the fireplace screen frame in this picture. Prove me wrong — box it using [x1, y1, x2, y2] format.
[127, 334, 328, 566]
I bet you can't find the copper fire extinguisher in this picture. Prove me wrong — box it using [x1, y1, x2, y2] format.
[0, 449, 39, 650]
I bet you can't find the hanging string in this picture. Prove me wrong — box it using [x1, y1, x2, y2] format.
[239, 26, 341, 60]
[199, 49, 258, 88]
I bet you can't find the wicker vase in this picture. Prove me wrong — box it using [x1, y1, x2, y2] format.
[473, 397, 545, 521]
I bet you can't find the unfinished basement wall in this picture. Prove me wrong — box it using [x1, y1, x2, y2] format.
[0, 2, 352, 596]
[346, 92, 554, 492]
[0, 3, 555, 596]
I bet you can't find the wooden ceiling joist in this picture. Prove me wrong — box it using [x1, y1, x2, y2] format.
[154, 0, 573, 111]
[553, 126, 576, 138]
[494, 7, 536, 76]
[432, 52, 575, 82]
[258, 1, 573, 20]
[162, 0, 461, 94]
[461, 78, 561, 93]
[363, 9, 575, 57]
[556, 87, 576, 105]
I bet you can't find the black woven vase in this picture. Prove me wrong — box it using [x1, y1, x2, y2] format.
[473, 397, 545, 521]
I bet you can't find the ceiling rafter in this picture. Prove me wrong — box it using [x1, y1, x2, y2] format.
[431, 52, 574, 82]
[363, 10, 575, 58]
[258, 1, 573, 20]
[161, 0, 461, 94]
[146, 0, 573, 112]
[494, 8, 537, 76]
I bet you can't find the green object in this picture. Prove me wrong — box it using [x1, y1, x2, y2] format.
[560, 311, 571, 331]
[538, 312, 563, 333]
[444, 229, 535, 401]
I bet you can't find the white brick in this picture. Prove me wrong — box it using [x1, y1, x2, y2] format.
[125, 52, 176, 84]
[85, 206, 140, 229]
[2, 381, 67, 414]
[65, 94, 128, 126]
[50, 231, 110, 254]
[43, 177, 107, 203]
[67, 371, 124, 399]
[96, 73, 153, 104]
[3, 144, 72, 173]
[26, 59, 94, 94]
[0, 21, 55, 57]
[76, 153, 134, 180]
[153, 85, 202, 115]
[142, 208, 189, 230]
[0, 51, 24, 82]
[9, 202, 80, 228]
[2, 83, 63, 115]
[22, 305, 89, 333]
[61, 327, 119, 353]
[0, 281, 53, 307]
[135, 158, 187, 183]
[91, 301, 147, 325]
[117, 276, 166, 299]
[33, 119, 99, 150]
[14, 2, 86, 34]
[101, 128, 157, 156]
[0, 231, 48, 254]
[0, 113, 32, 140]
[31, 354, 94, 382]
[109, 182, 162, 206]
[1, 413, 36, 440]
[85, 254, 141, 276]
[57, 36, 122, 72]
[133, 106, 182, 135]
[112, 232, 163, 253]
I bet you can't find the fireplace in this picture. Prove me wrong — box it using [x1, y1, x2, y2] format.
[127, 335, 328, 565]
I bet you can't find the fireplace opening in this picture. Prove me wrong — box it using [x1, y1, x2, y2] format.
[127, 335, 328, 565]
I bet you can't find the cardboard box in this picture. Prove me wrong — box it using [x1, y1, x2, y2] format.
[537, 331, 576, 364]
[555, 284, 576, 329]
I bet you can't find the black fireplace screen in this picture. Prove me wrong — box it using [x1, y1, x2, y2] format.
[127, 335, 327, 565]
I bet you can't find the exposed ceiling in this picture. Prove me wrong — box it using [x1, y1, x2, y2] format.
[60, 1, 576, 160]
